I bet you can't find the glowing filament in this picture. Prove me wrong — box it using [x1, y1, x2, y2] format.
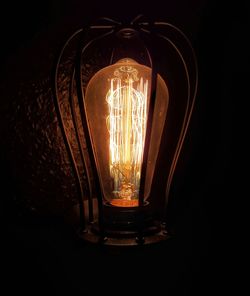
[106, 65, 148, 206]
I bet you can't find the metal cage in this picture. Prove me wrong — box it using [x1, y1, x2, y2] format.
[53, 15, 198, 246]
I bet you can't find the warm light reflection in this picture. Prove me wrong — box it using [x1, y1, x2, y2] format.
[106, 60, 149, 207]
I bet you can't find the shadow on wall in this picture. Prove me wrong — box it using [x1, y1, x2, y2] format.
[0, 0, 209, 218]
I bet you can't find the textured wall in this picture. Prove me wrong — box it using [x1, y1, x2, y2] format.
[0, 26, 90, 217]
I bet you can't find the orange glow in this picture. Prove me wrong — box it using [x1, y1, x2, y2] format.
[110, 199, 138, 207]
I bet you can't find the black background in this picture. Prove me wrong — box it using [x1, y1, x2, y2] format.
[0, 0, 247, 295]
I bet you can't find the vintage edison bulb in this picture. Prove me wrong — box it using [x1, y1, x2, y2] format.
[85, 59, 168, 207]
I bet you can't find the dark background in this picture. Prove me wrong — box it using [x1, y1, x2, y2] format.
[0, 0, 246, 295]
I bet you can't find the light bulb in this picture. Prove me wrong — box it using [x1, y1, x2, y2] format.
[106, 59, 149, 206]
[85, 58, 168, 207]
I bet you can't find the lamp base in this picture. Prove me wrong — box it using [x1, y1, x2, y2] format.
[77, 222, 170, 247]
[66, 200, 170, 247]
